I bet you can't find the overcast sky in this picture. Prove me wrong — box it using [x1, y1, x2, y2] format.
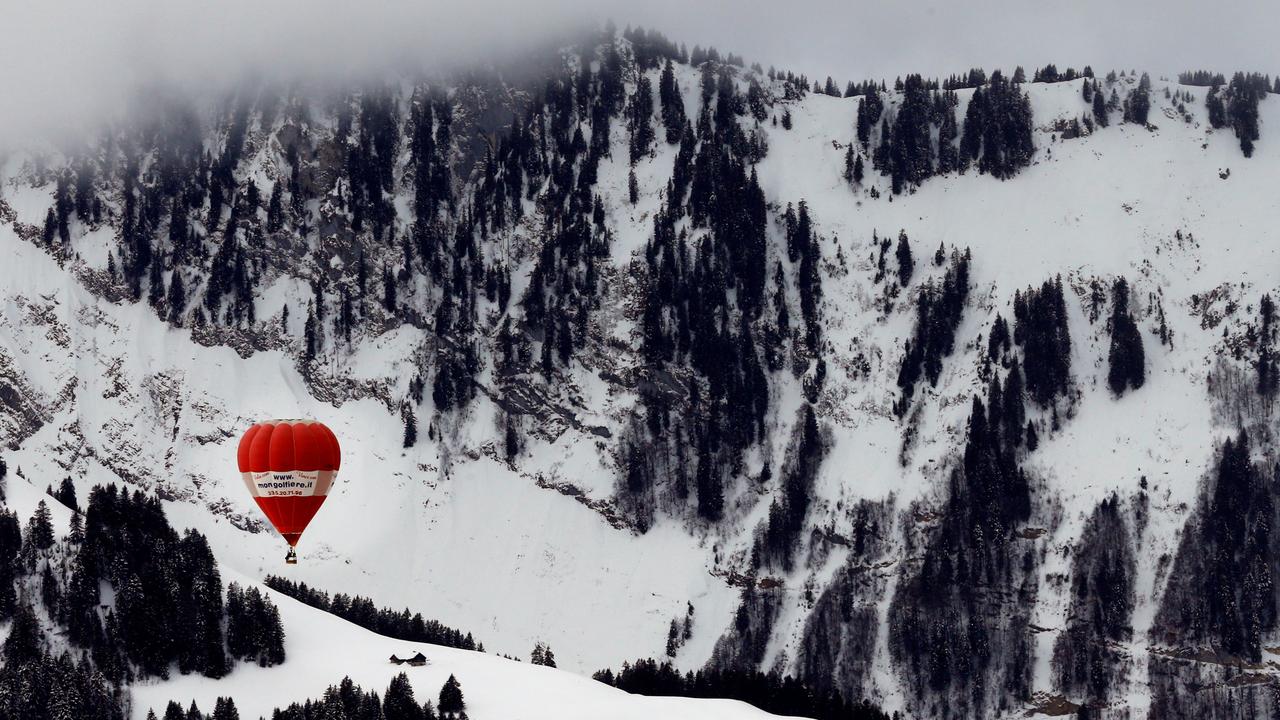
[620, 0, 1279, 82]
[2, 0, 1276, 147]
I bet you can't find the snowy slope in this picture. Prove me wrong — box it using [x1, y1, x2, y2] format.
[127, 569, 797, 720]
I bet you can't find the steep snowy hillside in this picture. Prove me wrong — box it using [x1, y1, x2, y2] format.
[0, 453, 801, 720]
[1, 27, 1278, 718]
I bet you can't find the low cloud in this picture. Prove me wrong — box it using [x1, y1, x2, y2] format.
[1, 0, 1275, 148]
[0, 0, 601, 147]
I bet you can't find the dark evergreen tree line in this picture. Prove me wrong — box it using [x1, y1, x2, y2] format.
[345, 89, 401, 240]
[593, 658, 890, 720]
[62, 484, 262, 682]
[0, 482, 281, 717]
[862, 77, 972, 193]
[1207, 72, 1267, 157]
[844, 79, 887, 97]
[161, 672, 458, 720]
[1031, 64, 1092, 83]
[624, 61, 780, 526]
[264, 576, 482, 652]
[622, 25, 687, 70]
[1153, 430, 1277, 663]
[0, 603, 124, 720]
[958, 70, 1036, 179]
[226, 582, 286, 667]
[27, 29, 666, 428]
[941, 69, 989, 91]
[1179, 70, 1228, 87]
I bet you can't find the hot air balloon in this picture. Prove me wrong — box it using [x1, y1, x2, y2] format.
[237, 419, 341, 564]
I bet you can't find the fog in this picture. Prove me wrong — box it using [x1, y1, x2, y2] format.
[1, 0, 1276, 147]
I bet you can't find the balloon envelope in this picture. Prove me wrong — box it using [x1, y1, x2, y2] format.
[237, 419, 341, 548]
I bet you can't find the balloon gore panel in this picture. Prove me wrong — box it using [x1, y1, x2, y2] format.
[236, 420, 341, 549]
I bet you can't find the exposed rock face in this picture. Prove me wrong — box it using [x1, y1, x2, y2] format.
[796, 499, 895, 700]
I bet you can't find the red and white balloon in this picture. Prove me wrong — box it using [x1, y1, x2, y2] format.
[237, 419, 341, 563]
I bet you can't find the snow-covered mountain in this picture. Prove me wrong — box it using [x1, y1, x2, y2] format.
[1, 27, 1277, 718]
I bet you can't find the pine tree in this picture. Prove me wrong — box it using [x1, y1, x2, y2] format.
[537, 642, 557, 667]
[856, 94, 873, 148]
[629, 76, 656, 163]
[888, 74, 934, 191]
[666, 619, 680, 657]
[211, 697, 239, 720]
[40, 562, 61, 617]
[896, 231, 914, 285]
[384, 672, 423, 720]
[4, 603, 42, 663]
[1259, 295, 1277, 397]
[1124, 73, 1151, 125]
[1226, 72, 1262, 157]
[403, 404, 418, 448]
[42, 208, 57, 245]
[1092, 81, 1109, 127]
[1014, 277, 1073, 405]
[67, 511, 84, 544]
[1206, 85, 1227, 128]
[54, 476, 78, 511]
[383, 265, 398, 313]
[936, 100, 959, 174]
[438, 674, 465, 717]
[659, 60, 687, 144]
[873, 118, 892, 175]
[267, 183, 284, 233]
[746, 78, 768, 121]
[304, 302, 317, 360]
[26, 500, 55, 552]
[168, 271, 187, 324]
[1107, 277, 1145, 396]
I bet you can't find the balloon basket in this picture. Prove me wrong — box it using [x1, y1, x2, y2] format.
[285, 548, 298, 565]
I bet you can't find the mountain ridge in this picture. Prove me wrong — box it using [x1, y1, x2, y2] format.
[1, 28, 1278, 717]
